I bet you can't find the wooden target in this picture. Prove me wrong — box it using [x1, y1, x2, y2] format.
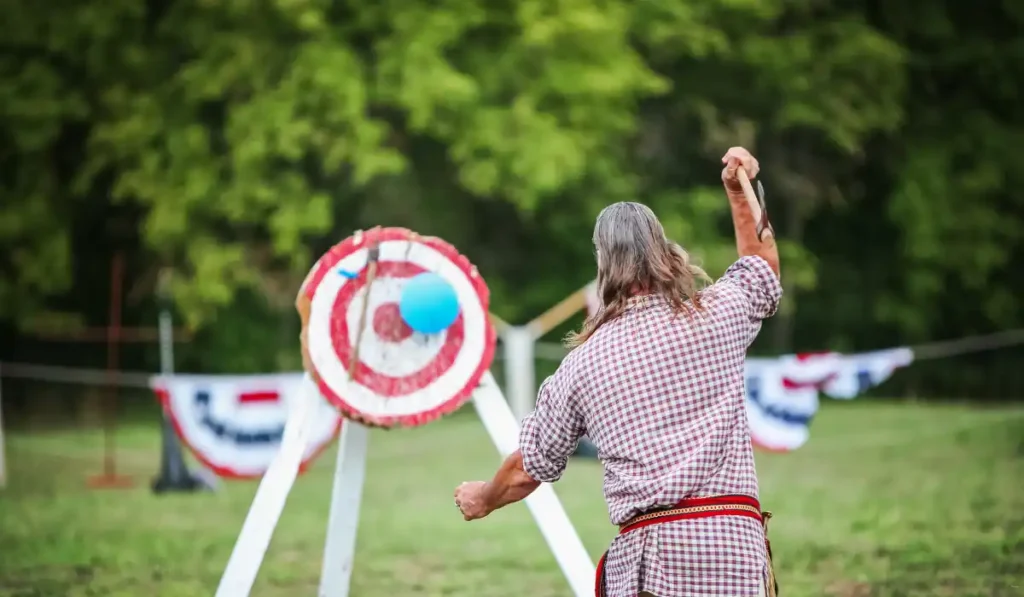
[296, 227, 496, 428]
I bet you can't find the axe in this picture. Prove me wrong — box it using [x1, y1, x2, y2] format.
[736, 169, 774, 241]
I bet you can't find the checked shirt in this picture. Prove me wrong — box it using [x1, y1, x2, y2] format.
[519, 255, 783, 597]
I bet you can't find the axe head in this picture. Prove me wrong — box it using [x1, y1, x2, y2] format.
[755, 180, 774, 241]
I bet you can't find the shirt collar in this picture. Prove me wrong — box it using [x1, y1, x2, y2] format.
[624, 294, 663, 311]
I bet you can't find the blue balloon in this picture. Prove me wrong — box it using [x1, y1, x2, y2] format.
[399, 273, 460, 335]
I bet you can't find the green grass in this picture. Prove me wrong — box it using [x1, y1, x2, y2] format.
[1, 402, 1023, 597]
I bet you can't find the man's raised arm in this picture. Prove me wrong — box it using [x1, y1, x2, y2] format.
[721, 147, 780, 278]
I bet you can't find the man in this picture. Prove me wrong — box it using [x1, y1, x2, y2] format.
[454, 147, 780, 597]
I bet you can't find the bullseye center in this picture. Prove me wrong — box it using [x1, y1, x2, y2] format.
[372, 302, 414, 343]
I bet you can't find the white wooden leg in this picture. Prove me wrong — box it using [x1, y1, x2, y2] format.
[215, 374, 317, 597]
[318, 421, 369, 597]
[472, 372, 595, 597]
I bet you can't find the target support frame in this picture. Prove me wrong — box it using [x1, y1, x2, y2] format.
[213, 374, 596, 597]
[215, 228, 595, 597]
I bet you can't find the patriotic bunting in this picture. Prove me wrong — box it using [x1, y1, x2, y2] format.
[745, 348, 914, 451]
[153, 373, 343, 479]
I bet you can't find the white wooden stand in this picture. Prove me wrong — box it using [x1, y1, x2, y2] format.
[214, 375, 318, 597]
[318, 420, 369, 597]
[216, 371, 595, 597]
[470, 372, 595, 596]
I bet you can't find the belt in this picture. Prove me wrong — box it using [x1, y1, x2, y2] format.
[595, 495, 778, 597]
[619, 494, 764, 534]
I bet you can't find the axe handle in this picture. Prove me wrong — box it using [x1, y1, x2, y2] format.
[736, 168, 773, 241]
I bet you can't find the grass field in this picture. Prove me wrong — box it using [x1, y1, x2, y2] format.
[1, 401, 1023, 597]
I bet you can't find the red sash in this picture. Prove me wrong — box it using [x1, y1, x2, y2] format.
[595, 495, 776, 597]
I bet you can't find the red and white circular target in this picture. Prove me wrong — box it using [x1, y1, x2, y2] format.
[301, 227, 496, 428]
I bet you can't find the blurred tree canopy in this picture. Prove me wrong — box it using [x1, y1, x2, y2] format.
[1, 0, 1021, 372]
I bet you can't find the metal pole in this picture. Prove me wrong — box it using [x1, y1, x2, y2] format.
[159, 309, 174, 376]
[152, 276, 214, 493]
[87, 253, 134, 488]
[504, 327, 537, 421]
[105, 252, 123, 478]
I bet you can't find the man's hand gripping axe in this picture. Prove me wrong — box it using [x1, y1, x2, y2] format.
[736, 169, 774, 242]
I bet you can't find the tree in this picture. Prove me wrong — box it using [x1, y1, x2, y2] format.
[869, 0, 1024, 340]
[3, 0, 1018, 376]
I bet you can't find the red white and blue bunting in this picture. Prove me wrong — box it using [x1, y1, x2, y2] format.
[153, 373, 343, 479]
[745, 348, 914, 451]
[153, 347, 911, 472]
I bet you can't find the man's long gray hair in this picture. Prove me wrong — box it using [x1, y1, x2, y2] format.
[565, 202, 710, 347]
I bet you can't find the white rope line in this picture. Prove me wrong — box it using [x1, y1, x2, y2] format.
[2, 328, 1023, 388]
[0, 362, 152, 388]
[909, 328, 1024, 360]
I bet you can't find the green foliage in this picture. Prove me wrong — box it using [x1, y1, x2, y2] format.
[0, 0, 1020, 357]
[874, 1, 1024, 338]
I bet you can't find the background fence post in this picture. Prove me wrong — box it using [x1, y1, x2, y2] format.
[152, 277, 215, 494]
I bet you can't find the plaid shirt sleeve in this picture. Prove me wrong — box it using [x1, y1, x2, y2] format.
[518, 364, 586, 484]
[718, 255, 783, 321]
